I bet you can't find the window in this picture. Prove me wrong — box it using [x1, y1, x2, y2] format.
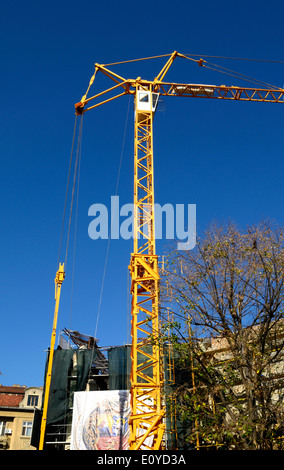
[27, 395, 38, 407]
[0, 421, 6, 436]
[139, 92, 149, 103]
[152, 93, 159, 110]
[22, 421, 32, 437]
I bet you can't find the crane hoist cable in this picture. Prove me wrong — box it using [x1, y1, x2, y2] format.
[57, 115, 78, 268]
[184, 53, 284, 64]
[64, 115, 84, 271]
[104, 53, 173, 66]
[56, 114, 84, 270]
[105, 53, 284, 67]
[197, 59, 281, 90]
[68, 125, 82, 333]
[39, 114, 83, 450]
[94, 95, 131, 339]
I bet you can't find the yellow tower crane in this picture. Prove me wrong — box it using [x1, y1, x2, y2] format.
[40, 51, 284, 451]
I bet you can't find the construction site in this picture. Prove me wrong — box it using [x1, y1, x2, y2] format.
[34, 52, 284, 451]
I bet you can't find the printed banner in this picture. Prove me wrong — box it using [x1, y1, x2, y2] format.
[70, 390, 130, 450]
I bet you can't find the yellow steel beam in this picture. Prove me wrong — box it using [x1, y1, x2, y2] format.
[154, 50, 188, 82]
[154, 82, 284, 102]
[39, 263, 65, 450]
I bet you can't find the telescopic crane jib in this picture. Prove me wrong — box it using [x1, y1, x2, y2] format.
[40, 51, 284, 451]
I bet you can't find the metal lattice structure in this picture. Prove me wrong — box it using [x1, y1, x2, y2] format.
[128, 87, 165, 448]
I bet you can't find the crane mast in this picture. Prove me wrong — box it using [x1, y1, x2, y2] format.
[128, 85, 165, 449]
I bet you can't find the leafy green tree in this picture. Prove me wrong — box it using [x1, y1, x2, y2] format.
[160, 221, 284, 450]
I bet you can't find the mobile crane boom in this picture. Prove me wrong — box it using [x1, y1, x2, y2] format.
[73, 51, 283, 450]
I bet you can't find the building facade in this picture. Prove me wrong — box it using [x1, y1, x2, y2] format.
[0, 385, 43, 450]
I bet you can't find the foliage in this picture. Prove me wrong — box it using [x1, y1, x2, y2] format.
[160, 220, 284, 450]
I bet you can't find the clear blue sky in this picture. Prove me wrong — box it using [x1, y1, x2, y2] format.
[1, 0, 284, 387]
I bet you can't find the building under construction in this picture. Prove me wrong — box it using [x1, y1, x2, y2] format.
[35, 320, 284, 451]
[35, 329, 185, 450]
